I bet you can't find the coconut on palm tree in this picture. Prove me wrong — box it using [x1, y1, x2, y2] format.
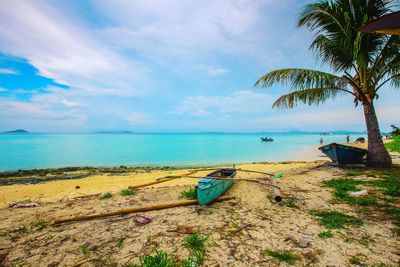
[255, 0, 400, 167]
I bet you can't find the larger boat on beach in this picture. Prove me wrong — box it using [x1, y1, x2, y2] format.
[319, 143, 368, 165]
[196, 168, 236, 205]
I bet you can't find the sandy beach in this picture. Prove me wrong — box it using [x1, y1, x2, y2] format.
[0, 148, 399, 266]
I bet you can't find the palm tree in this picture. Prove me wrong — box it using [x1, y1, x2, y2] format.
[255, 0, 400, 167]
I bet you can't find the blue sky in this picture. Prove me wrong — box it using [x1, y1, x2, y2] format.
[0, 0, 398, 132]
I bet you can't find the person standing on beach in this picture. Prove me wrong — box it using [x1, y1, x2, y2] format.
[320, 138, 323, 145]
[346, 135, 350, 143]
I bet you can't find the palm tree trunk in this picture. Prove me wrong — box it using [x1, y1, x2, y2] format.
[362, 101, 392, 167]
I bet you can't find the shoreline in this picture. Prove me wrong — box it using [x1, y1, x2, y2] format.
[0, 144, 327, 174]
[0, 160, 327, 208]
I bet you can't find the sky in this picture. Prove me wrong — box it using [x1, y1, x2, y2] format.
[0, 0, 399, 133]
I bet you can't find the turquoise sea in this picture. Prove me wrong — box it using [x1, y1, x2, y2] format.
[0, 133, 366, 171]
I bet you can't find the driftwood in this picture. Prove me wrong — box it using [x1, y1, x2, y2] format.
[0, 250, 9, 265]
[129, 170, 200, 189]
[269, 178, 282, 202]
[128, 178, 176, 189]
[54, 196, 236, 225]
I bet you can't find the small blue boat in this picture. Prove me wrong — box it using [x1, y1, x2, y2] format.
[196, 168, 236, 205]
[319, 143, 367, 165]
[261, 137, 274, 142]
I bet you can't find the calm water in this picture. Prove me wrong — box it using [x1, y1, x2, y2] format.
[0, 133, 364, 171]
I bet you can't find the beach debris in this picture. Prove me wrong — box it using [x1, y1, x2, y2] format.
[54, 196, 236, 224]
[298, 232, 314, 248]
[274, 173, 283, 179]
[0, 250, 9, 265]
[227, 227, 241, 234]
[348, 190, 368, 197]
[11, 201, 39, 208]
[135, 215, 152, 226]
[292, 196, 303, 201]
[270, 178, 282, 202]
[10, 225, 25, 233]
[75, 185, 80, 189]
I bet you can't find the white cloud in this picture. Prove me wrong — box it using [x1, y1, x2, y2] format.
[13, 89, 40, 94]
[120, 112, 150, 125]
[196, 65, 230, 76]
[0, 1, 147, 97]
[0, 87, 7, 92]
[0, 68, 19, 75]
[171, 90, 275, 115]
[207, 68, 230, 76]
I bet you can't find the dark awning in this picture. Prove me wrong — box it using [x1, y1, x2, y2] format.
[358, 11, 400, 35]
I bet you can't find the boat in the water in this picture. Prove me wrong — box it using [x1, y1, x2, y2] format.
[196, 168, 236, 205]
[261, 137, 274, 142]
[319, 143, 367, 165]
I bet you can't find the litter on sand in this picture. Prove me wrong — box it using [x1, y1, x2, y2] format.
[135, 215, 152, 226]
[11, 202, 39, 208]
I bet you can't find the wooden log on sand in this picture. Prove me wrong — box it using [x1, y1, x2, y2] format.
[0, 250, 9, 265]
[270, 178, 282, 202]
[54, 196, 236, 225]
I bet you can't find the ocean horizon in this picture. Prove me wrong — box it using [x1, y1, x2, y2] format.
[0, 132, 366, 172]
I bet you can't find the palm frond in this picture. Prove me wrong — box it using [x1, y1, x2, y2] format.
[272, 87, 350, 109]
[254, 68, 342, 91]
[297, 0, 396, 73]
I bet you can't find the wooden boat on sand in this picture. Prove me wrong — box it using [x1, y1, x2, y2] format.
[196, 168, 236, 205]
[319, 143, 367, 165]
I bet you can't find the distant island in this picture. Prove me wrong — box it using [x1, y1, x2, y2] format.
[94, 131, 134, 134]
[3, 129, 29, 133]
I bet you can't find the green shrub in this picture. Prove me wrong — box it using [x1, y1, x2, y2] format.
[265, 250, 299, 265]
[179, 188, 197, 200]
[99, 192, 113, 200]
[121, 188, 137, 196]
[136, 250, 177, 267]
[310, 210, 363, 229]
[318, 230, 333, 238]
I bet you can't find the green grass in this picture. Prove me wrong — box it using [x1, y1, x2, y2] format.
[265, 250, 299, 265]
[385, 135, 400, 152]
[183, 232, 208, 253]
[117, 236, 126, 249]
[358, 233, 374, 246]
[310, 210, 363, 229]
[366, 171, 400, 197]
[30, 220, 49, 231]
[384, 208, 400, 236]
[180, 251, 204, 267]
[323, 179, 378, 206]
[318, 230, 333, 239]
[349, 256, 365, 266]
[182, 232, 208, 266]
[99, 192, 113, 200]
[346, 170, 360, 177]
[180, 257, 199, 267]
[81, 244, 89, 256]
[280, 198, 300, 209]
[134, 250, 177, 267]
[179, 188, 197, 200]
[120, 188, 137, 196]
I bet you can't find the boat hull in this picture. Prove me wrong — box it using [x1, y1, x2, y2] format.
[196, 168, 236, 205]
[319, 143, 367, 165]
